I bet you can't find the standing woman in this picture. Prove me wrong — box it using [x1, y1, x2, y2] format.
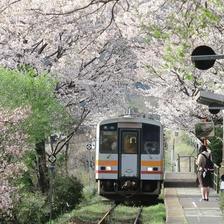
[196, 145, 212, 201]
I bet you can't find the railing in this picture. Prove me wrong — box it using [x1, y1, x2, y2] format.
[176, 155, 221, 193]
[177, 154, 197, 173]
[212, 164, 220, 193]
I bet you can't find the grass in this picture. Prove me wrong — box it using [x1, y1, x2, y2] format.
[141, 203, 166, 224]
[47, 199, 166, 224]
[47, 201, 111, 224]
[72, 202, 111, 222]
[175, 142, 195, 156]
[110, 205, 139, 223]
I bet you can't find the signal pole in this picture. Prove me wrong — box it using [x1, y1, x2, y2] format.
[191, 45, 224, 169]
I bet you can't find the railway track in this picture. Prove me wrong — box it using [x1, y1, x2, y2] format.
[97, 204, 117, 224]
[97, 204, 143, 224]
[133, 206, 143, 224]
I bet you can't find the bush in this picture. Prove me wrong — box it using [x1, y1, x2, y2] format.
[14, 192, 48, 224]
[209, 126, 223, 166]
[52, 175, 83, 217]
[83, 185, 97, 201]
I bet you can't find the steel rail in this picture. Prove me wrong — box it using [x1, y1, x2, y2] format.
[133, 206, 143, 224]
[97, 204, 117, 224]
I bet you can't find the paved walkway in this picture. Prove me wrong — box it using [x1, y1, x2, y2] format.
[165, 187, 224, 224]
[164, 172, 197, 188]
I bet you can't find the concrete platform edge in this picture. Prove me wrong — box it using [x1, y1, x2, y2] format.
[164, 188, 188, 224]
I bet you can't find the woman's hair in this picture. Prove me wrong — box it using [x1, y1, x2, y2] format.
[199, 145, 207, 153]
[221, 175, 224, 181]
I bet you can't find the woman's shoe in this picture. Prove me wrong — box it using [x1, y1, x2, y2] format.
[205, 198, 209, 201]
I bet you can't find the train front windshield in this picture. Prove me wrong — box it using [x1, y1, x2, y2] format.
[99, 122, 160, 154]
[142, 123, 160, 154]
[122, 131, 138, 154]
[100, 123, 117, 153]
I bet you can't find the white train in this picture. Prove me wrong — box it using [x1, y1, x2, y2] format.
[95, 114, 164, 202]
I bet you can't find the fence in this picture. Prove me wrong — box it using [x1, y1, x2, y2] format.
[177, 154, 197, 172]
[212, 164, 220, 193]
[176, 154, 221, 192]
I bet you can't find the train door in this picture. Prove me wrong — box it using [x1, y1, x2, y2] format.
[119, 129, 140, 177]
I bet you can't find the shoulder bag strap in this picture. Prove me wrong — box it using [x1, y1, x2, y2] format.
[201, 153, 208, 160]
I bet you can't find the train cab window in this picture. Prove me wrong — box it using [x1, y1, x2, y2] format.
[100, 123, 117, 153]
[142, 124, 160, 154]
[122, 131, 138, 154]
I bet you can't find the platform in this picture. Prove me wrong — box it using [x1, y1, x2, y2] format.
[164, 172, 197, 188]
[164, 187, 224, 224]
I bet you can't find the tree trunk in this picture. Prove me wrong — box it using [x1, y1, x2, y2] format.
[36, 140, 49, 193]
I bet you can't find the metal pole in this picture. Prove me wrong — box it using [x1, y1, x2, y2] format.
[172, 137, 175, 172]
[222, 111, 224, 164]
[191, 54, 224, 61]
[171, 139, 173, 172]
[189, 156, 191, 172]
[177, 154, 180, 172]
[49, 163, 55, 223]
[88, 149, 91, 186]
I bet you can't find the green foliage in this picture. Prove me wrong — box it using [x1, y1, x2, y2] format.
[68, 202, 111, 223]
[184, 72, 193, 81]
[180, 132, 194, 147]
[46, 201, 165, 224]
[23, 149, 37, 169]
[141, 203, 165, 224]
[144, 24, 170, 41]
[16, 171, 34, 192]
[14, 192, 49, 224]
[111, 205, 140, 221]
[16, 149, 44, 193]
[45, 196, 106, 224]
[208, 126, 223, 166]
[142, 0, 224, 92]
[52, 175, 83, 217]
[197, 7, 221, 29]
[0, 67, 72, 143]
[15, 172, 83, 223]
[82, 185, 97, 202]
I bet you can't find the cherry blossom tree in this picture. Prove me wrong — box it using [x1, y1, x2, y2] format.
[0, 0, 223, 132]
[0, 0, 143, 121]
[0, 67, 76, 194]
[0, 107, 29, 218]
[138, 0, 224, 130]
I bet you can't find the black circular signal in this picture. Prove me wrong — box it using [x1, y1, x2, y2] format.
[208, 103, 221, 114]
[191, 45, 216, 70]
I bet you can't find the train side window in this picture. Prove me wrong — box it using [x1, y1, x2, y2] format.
[142, 124, 160, 154]
[100, 131, 117, 153]
[122, 132, 138, 154]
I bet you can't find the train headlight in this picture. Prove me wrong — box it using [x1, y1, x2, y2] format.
[106, 166, 112, 171]
[147, 167, 153, 171]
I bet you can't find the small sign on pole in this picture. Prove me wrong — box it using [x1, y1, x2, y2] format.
[48, 154, 56, 164]
[86, 143, 92, 150]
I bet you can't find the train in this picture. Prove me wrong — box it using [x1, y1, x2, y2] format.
[95, 113, 164, 202]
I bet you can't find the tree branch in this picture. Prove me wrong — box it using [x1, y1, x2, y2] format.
[0, 0, 22, 14]
[79, 0, 118, 53]
[53, 108, 90, 155]
[171, 69, 190, 96]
